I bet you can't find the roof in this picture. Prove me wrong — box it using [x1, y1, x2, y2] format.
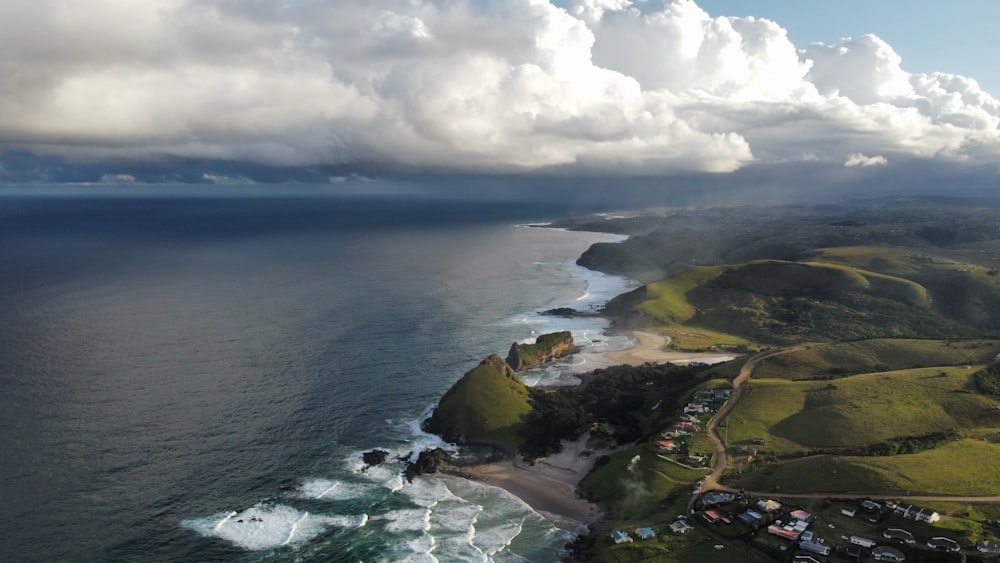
[790, 509, 811, 521]
[979, 540, 1000, 553]
[883, 528, 915, 542]
[872, 546, 906, 561]
[927, 536, 960, 551]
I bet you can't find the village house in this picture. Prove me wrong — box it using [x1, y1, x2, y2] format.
[636, 527, 656, 540]
[757, 499, 782, 512]
[798, 541, 831, 556]
[767, 519, 809, 541]
[894, 502, 940, 523]
[978, 540, 1000, 554]
[610, 531, 632, 544]
[927, 537, 960, 552]
[669, 520, 694, 534]
[872, 546, 907, 561]
[738, 509, 765, 525]
[850, 536, 877, 548]
[883, 528, 915, 544]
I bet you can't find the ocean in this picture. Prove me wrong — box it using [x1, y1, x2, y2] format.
[0, 184, 637, 562]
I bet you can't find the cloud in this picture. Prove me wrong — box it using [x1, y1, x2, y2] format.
[0, 0, 998, 178]
[99, 173, 137, 184]
[844, 153, 888, 167]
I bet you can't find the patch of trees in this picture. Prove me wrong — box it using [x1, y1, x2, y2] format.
[973, 362, 1000, 398]
[516, 363, 705, 460]
[787, 430, 961, 458]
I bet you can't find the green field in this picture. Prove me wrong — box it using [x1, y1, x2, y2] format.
[734, 439, 1000, 495]
[727, 366, 1000, 452]
[752, 338, 1000, 380]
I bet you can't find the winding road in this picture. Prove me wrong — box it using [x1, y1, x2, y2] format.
[690, 346, 1000, 509]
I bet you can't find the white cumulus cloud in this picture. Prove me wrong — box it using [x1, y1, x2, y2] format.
[844, 153, 888, 167]
[0, 0, 997, 177]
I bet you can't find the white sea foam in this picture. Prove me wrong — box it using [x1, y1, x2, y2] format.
[182, 504, 366, 551]
[298, 478, 376, 501]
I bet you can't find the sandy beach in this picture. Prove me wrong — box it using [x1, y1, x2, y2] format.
[605, 330, 736, 366]
[455, 330, 734, 524]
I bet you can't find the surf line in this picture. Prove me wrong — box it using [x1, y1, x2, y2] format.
[317, 481, 339, 499]
[283, 512, 310, 546]
[213, 511, 238, 534]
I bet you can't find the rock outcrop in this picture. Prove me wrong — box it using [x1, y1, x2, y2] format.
[403, 448, 453, 482]
[422, 353, 532, 448]
[505, 331, 578, 371]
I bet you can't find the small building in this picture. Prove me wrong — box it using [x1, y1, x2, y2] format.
[703, 510, 724, 524]
[758, 499, 782, 512]
[611, 531, 632, 544]
[636, 527, 656, 540]
[872, 545, 906, 561]
[738, 509, 765, 525]
[927, 536, 960, 552]
[701, 492, 734, 505]
[850, 535, 877, 548]
[799, 541, 831, 556]
[978, 540, 1000, 554]
[656, 440, 675, 451]
[669, 520, 694, 534]
[767, 520, 808, 541]
[883, 528, 915, 544]
[894, 503, 940, 523]
[790, 509, 812, 522]
[841, 508, 857, 517]
[859, 499, 882, 512]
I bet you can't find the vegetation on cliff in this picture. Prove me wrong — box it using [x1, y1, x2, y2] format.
[505, 330, 576, 371]
[422, 353, 532, 449]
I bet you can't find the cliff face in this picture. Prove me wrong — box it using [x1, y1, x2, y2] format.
[505, 331, 577, 371]
[423, 354, 532, 448]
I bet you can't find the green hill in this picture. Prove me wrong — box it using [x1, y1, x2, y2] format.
[728, 366, 1000, 452]
[606, 259, 973, 344]
[423, 354, 532, 449]
[753, 339, 1000, 380]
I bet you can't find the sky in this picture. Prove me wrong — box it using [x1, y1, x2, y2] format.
[1, 0, 998, 188]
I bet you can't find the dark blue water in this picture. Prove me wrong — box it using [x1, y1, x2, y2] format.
[0, 185, 634, 562]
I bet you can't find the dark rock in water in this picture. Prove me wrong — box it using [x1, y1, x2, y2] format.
[540, 307, 601, 318]
[362, 449, 389, 468]
[404, 448, 452, 483]
[540, 307, 581, 317]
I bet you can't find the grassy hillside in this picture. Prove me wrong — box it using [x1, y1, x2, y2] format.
[727, 366, 1000, 452]
[733, 440, 1000, 495]
[753, 339, 1000, 380]
[423, 354, 532, 449]
[607, 260, 973, 345]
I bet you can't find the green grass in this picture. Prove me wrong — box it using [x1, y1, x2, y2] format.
[734, 454, 898, 493]
[752, 338, 1000, 381]
[611, 259, 979, 345]
[850, 439, 1000, 495]
[727, 367, 999, 452]
[580, 446, 699, 520]
[733, 439, 1000, 495]
[424, 354, 532, 449]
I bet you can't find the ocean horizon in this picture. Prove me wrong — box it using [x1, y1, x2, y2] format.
[0, 184, 638, 561]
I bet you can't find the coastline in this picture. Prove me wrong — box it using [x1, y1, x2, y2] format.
[451, 330, 733, 526]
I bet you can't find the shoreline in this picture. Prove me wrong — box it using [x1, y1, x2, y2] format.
[450, 330, 734, 525]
